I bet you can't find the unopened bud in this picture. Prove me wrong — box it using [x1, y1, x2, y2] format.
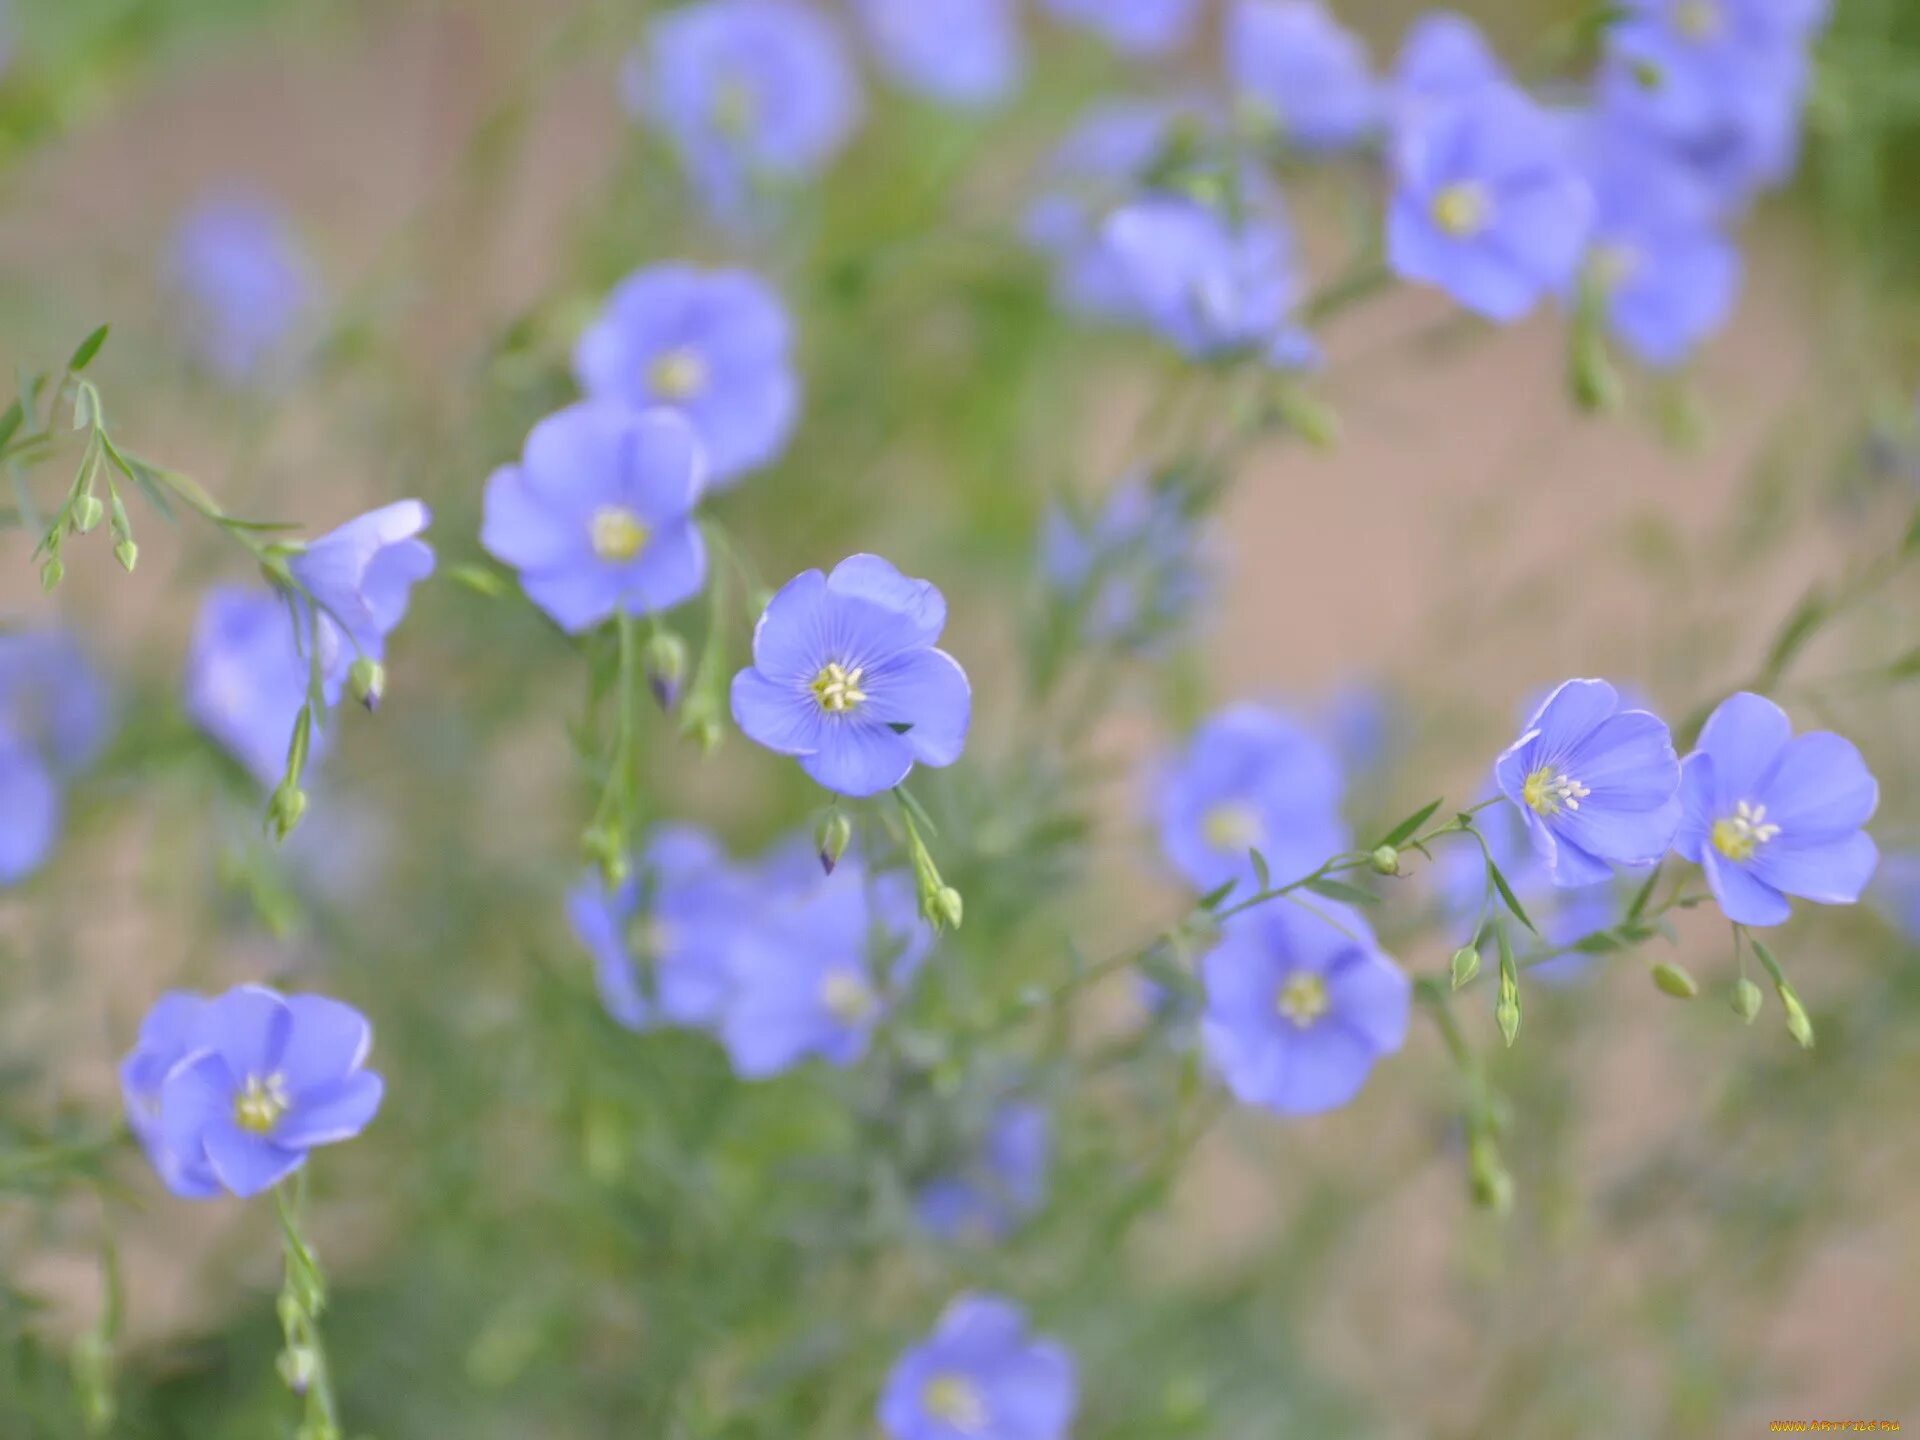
[1778, 982, 1814, 1049]
[1496, 998, 1519, 1048]
[348, 657, 385, 712]
[1468, 1134, 1513, 1215]
[644, 631, 688, 711]
[277, 1344, 318, 1396]
[815, 809, 853, 875]
[1369, 844, 1400, 876]
[582, 826, 629, 888]
[114, 538, 138, 573]
[268, 783, 308, 842]
[1730, 976, 1763, 1023]
[1651, 962, 1698, 999]
[72, 493, 104, 534]
[40, 557, 63, 593]
[1449, 946, 1480, 990]
[932, 886, 964, 932]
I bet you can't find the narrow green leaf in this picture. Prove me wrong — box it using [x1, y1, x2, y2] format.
[1249, 848, 1271, 893]
[1305, 876, 1381, 907]
[0, 399, 21, 451]
[66, 325, 110, 374]
[1196, 879, 1238, 912]
[1376, 797, 1444, 850]
[1486, 856, 1537, 934]
[894, 785, 940, 840]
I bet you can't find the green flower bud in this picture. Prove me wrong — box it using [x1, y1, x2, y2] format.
[1496, 997, 1519, 1048]
[268, 783, 308, 842]
[40, 557, 63, 593]
[1468, 1134, 1513, 1215]
[1730, 976, 1763, 1023]
[1449, 945, 1480, 990]
[933, 886, 965, 933]
[815, 809, 853, 876]
[644, 631, 688, 711]
[1778, 983, 1814, 1050]
[72, 493, 104, 534]
[1651, 962, 1699, 999]
[348, 657, 386, 712]
[115, 538, 138, 573]
[1369, 844, 1400, 876]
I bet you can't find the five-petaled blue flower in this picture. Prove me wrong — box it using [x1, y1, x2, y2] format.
[1495, 678, 1682, 887]
[1676, 692, 1878, 928]
[573, 264, 799, 489]
[632, 0, 862, 222]
[1388, 82, 1594, 321]
[1102, 196, 1305, 360]
[731, 554, 970, 797]
[290, 500, 435, 706]
[483, 405, 710, 634]
[879, 1293, 1077, 1440]
[1201, 902, 1411, 1115]
[1227, 0, 1380, 153]
[186, 586, 322, 788]
[915, 1102, 1051, 1243]
[169, 186, 318, 387]
[1040, 0, 1200, 57]
[127, 984, 384, 1199]
[854, 0, 1023, 108]
[1155, 702, 1349, 896]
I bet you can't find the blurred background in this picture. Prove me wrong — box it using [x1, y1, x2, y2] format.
[2, 0, 1918, 1436]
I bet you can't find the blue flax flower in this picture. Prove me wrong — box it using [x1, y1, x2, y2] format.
[0, 630, 113, 773]
[290, 500, 435, 706]
[1155, 703, 1349, 896]
[1495, 679, 1681, 887]
[1227, 1, 1380, 153]
[1041, 0, 1200, 57]
[568, 824, 750, 1032]
[880, 1294, 1077, 1440]
[186, 586, 324, 787]
[573, 264, 799, 489]
[1039, 473, 1213, 653]
[1391, 11, 1504, 124]
[0, 735, 59, 886]
[1202, 902, 1411, 1115]
[1676, 692, 1878, 928]
[731, 554, 970, 797]
[1101, 196, 1302, 359]
[169, 187, 318, 387]
[916, 1102, 1051, 1242]
[854, 0, 1023, 108]
[1388, 82, 1593, 321]
[134, 984, 384, 1198]
[718, 861, 929, 1078]
[634, 0, 861, 220]
[119, 993, 219, 1199]
[483, 405, 709, 634]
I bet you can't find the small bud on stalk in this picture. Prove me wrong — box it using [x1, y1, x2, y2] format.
[815, 809, 853, 875]
[644, 631, 688, 712]
[348, 657, 385, 712]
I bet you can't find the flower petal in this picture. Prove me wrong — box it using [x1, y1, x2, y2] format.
[1757, 731, 1878, 838]
[826, 554, 948, 645]
[0, 743, 60, 885]
[619, 519, 708, 615]
[1522, 678, 1620, 763]
[204, 1121, 306, 1197]
[1702, 849, 1793, 927]
[623, 409, 709, 517]
[1326, 949, 1412, 1055]
[276, 1071, 384, 1148]
[864, 647, 970, 767]
[749, 568, 830, 682]
[799, 720, 916, 797]
[730, 668, 826, 756]
[1694, 691, 1792, 803]
[196, 985, 293, 1079]
[521, 564, 624, 634]
[1750, 830, 1878, 908]
[278, 995, 372, 1094]
[1674, 751, 1715, 862]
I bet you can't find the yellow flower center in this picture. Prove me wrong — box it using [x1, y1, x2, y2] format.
[820, 970, 876, 1025]
[1432, 182, 1491, 239]
[1522, 765, 1590, 817]
[234, 1073, 290, 1135]
[922, 1374, 988, 1431]
[590, 506, 649, 563]
[712, 72, 759, 137]
[648, 347, 708, 402]
[1711, 800, 1780, 863]
[1202, 802, 1263, 854]
[811, 662, 867, 714]
[1674, 0, 1722, 41]
[1276, 972, 1330, 1028]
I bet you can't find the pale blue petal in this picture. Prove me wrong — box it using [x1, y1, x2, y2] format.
[1757, 731, 1878, 838]
[749, 569, 830, 682]
[730, 669, 825, 755]
[864, 647, 970, 767]
[204, 1121, 306, 1197]
[278, 995, 372, 1094]
[1751, 830, 1878, 908]
[1703, 849, 1793, 927]
[826, 554, 948, 644]
[1695, 691, 1792, 802]
[275, 1071, 384, 1148]
[800, 721, 916, 797]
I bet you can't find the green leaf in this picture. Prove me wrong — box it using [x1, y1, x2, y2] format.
[1249, 848, 1271, 892]
[1196, 879, 1238, 912]
[1304, 876, 1380, 907]
[1376, 797, 1443, 850]
[886, 721, 915, 735]
[1486, 856, 1537, 934]
[66, 325, 110, 374]
[0, 399, 21, 451]
[894, 785, 940, 840]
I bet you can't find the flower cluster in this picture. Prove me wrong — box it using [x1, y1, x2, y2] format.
[0, 631, 111, 885]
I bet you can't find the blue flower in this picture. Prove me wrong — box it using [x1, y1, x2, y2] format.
[290, 500, 435, 706]
[119, 993, 220, 1199]
[1574, 122, 1741, 367]
[1227, 1, 1380, 153]
[1101, 196, 1302, 359]
[1201, 902, 1411, 1115]
[0, 629, 113, 773]
[731, 554, 970, 798]
[632, 0, 861, 220]
[718, 861, 930, 1078]
[169, 187, 318, 387]
[1039, 474, 1213, 653]
[138, 984, 384, 1199]
[1495, 679, 1682, 887]
[1155, 703, 1349, 896]
[879, 1294, 1077, 1440]
[1391, 11, 1505, 122]
[915, 1102, 1051, 1242]
[573, 265, 799, 489]
[186, 586, 324, 787]
[0, 736, 58, 886]
[1040, 0, 1200, 56]
[1675, 692, 1879, 928]
[854, 0, 1023, 108]
[1387, 82, 1593, 321]
[568, 825, 750, 1032]
[483, 405, 710, 634]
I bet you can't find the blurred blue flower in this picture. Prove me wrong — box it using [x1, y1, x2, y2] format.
[0, 735, 59, 886]
[568, 824, 751, 1032]
[1227, 0, 1379, 153]
[483, 405, 710, 634]
[916, 1102, 1051, 1242]
[1201, 902, 1410, 1115]
[731, 554, 970, 797]
[1676, 692, 1879, 928]
[1101, 196, 1302, 359]
[1155, 702, 1349, 896]
[119, 993, 220, 1199]
[879, 1293, 1077, 1440]
[0, 629, 113, 772]
[1316, 679, 1397, 783]
[854, 0, 1023, 108]
[1039, 474, 1212, 653]
[1871, 852, 1920, 943]
[186, 586, 323, 787]
[141, 984, 384, 1199]
[1391, 10, 1505, 123]
[169, 187, 318, 387]
[631, 0, 861, 220]
[718, 861, 930, 1078]
[1387, 82, 1593, 321]
[291, 500, 435, 706]
[573, 264, 799, 489]
[1041, 0, 1200, 56]
[1574, 123, 1742, 367]
[1496, 679, 1681, 887]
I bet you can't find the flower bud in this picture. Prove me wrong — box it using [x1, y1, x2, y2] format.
[1650, 962, 1698, 999]
[1449, 946, 1480, 990]
[644, 631, 688, 711]
[40, 557, 63, 593]
[815, 809, 853, 875]
[268, 783, 308, 842]
[277, 1344, 318, 1397]
[348, 657, 386, 712]
[1468, 1134, 1513, 1215]
[1778, 982, 1814, 1049]
[582, 826, 629, 888]
[1496, 998, 1519, 1048]
[1369, 844, 1400, 876]
[115, 538, 138, 573]
[1730, 976, 1763, 1023]
[72, 493, 104, 534]
[933, 886, 965, 932]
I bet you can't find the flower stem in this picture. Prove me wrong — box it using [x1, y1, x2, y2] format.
[272, 1180, 341, 1440]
